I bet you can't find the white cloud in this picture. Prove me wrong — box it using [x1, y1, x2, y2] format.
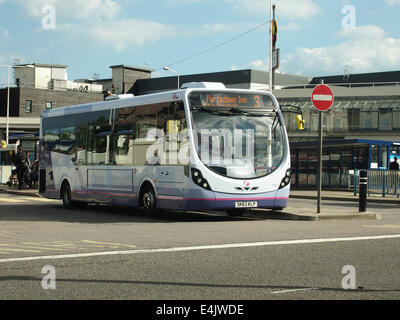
[385, 0, 400, 5]
[225, 0, 321, 19]
[163, 0, 321, 19]
[279, 22, 300, 31]
[12, 0, 259, 52]
[280, 25, 400, 75]
[231, 59, 268, 72]
[13, 0, 121, 20]
[11, 0, 179, 50]
[58, 19, 178, 51]
[240, 25, 400, 76]
[0, 27, 9, 40]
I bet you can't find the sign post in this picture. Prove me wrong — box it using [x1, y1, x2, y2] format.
[312, 83, 334, 213]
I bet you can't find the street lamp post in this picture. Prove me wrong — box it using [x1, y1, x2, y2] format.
[163, 66, 180, 89]
[0, 64, 11, 145]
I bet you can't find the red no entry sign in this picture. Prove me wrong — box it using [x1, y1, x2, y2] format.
[312, 84, 334, 111]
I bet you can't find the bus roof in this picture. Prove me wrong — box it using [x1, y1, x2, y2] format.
[41, 85, 276, 118]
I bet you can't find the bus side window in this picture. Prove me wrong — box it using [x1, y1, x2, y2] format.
[114, 106, 135, 166]
[75, 124, 88, 165]
[88, 110, 113, 166]
[135, 105, 157, 166]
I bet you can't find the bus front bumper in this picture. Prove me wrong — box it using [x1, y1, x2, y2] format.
[181, 186, 290, 211]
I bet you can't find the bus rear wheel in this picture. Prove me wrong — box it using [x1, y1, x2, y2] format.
[61, 181, 87, 209]
[61, 182, 73, 209]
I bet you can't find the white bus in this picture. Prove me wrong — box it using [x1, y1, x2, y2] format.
[39, 82, 291, 216]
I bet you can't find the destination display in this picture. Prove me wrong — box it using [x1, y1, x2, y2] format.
[190, 92, 273, 108]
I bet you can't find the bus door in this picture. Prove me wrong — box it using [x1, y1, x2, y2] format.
[156, 166, 185, 210]
[155, 119, 186, 210]
[73, 119, 89, 202]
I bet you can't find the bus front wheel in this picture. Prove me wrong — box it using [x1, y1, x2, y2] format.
[141, 185, 156, 215]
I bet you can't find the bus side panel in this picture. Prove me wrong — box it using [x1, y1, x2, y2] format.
[181, 186, 216, 211]
[155, 166, 186, 210]
[87, 168, 136, 205]
[52, 152, 75, 198]
[39, 147, 53, 198]
[273, 184, 290, 209]
[39, 149, 63, 199]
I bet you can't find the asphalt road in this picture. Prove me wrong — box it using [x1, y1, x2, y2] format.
[0, 193, 399, 301]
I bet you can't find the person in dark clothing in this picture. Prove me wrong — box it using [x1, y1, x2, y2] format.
[389, 157, 399, 170]
[13, 145, 29, 190]
[29, 160, 39, 188]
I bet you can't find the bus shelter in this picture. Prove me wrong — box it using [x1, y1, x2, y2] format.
[290, 139, 400, 189]
[0, 132, 39, 184]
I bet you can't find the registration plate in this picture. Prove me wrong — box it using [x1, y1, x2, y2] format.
[235, 201, 258, 208]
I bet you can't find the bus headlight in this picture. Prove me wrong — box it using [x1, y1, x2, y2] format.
[279, 169, 291, 189]
[191, 168, 211, 191]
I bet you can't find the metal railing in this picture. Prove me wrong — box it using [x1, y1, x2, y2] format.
[353, 169, 400, 197]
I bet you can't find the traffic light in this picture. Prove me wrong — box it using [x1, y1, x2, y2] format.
[1, 140, 6, 149]
[296, 115, 305, 130]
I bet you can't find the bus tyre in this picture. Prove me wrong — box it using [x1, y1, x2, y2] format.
[226, 209, 246, 217]
[61, 182, 87, 209]
[141, 185, 156, 216]
[61, 182, 73, 209]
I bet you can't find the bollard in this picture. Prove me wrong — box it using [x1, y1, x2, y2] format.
[359, 170, 368, 212]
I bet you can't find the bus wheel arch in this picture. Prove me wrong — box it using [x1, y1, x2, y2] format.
[60, 179, 87, 209]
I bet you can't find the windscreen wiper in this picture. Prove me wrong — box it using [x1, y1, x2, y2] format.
[192, 106, 233, 116]
[228, 108, 275, 117]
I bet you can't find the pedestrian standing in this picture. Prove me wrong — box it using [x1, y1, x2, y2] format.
[388, 156, 400, 196]
[389, 156, 399, 170]
[13, 145, 28, 190]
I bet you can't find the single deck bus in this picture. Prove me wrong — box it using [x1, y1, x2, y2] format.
[39, 82, 292, 216]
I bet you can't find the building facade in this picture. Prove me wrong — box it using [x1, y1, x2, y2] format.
[275, 85, 400, 187]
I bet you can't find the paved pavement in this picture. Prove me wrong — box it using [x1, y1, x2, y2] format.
[1, 191, 399, 300]
[1, 184, 397, 221]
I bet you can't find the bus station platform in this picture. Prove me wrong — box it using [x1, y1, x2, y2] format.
[1, 185, 394, 221]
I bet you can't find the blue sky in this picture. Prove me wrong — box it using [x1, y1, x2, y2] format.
[0, 0, 400, 83]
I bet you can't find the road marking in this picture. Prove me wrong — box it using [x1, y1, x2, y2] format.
[0, 240, 137, 255]
[26, 198, 55, 202]
[0, 248, 42, 253]
[0, 243, 68, 252]
[364, 225, 400, 229]
[0, 199, 28, 203]
[0, 231, 16, 238]
[0, 234, 400, 264]
[81, 240, 137, 248]
[271, 287, 319, 294]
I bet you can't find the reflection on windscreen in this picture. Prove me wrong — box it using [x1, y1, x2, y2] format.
[191, 111, 284, 179]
